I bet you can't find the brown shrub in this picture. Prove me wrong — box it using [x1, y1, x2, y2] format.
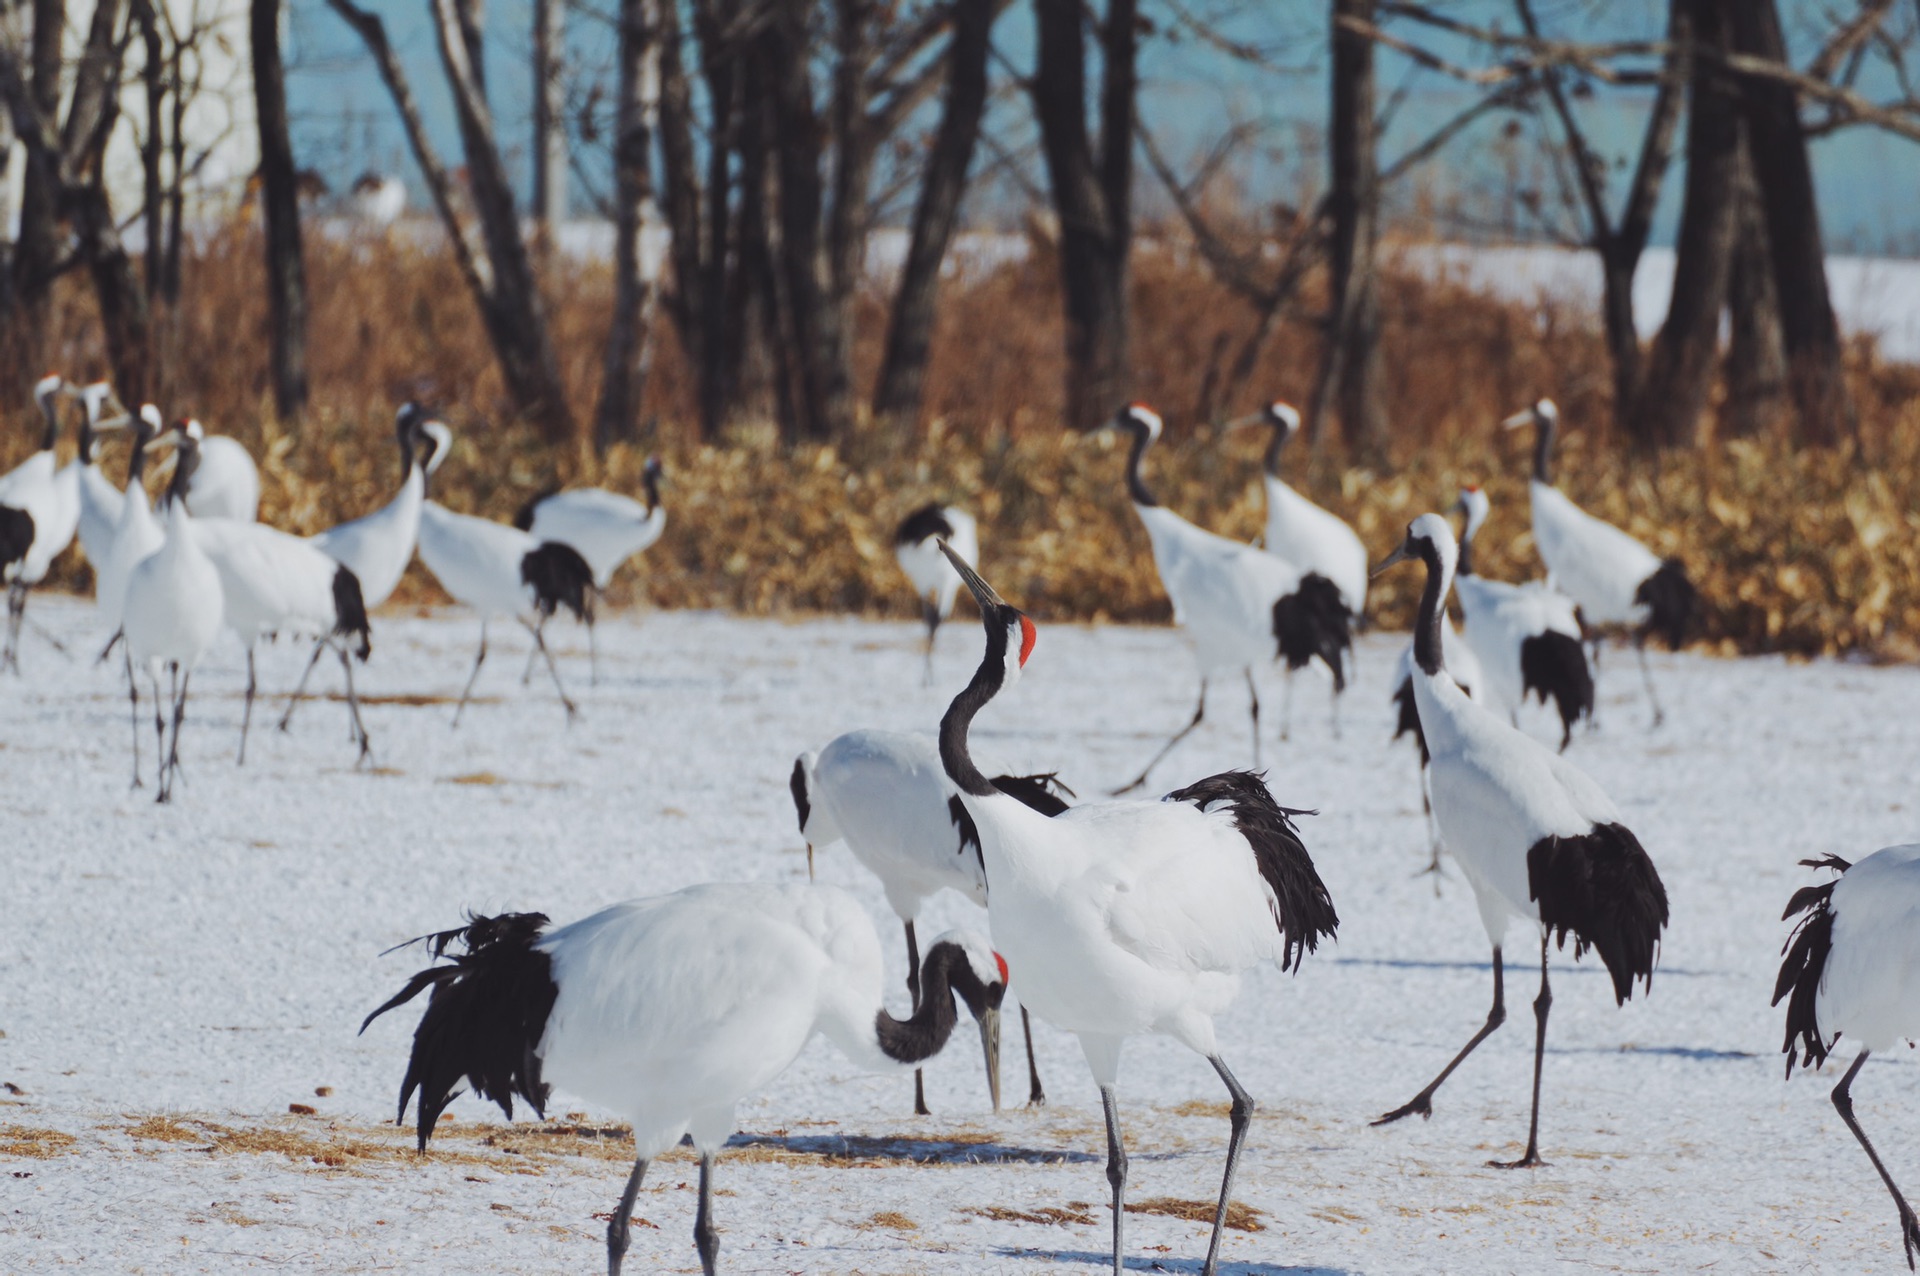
[4, 219, 1916, 657]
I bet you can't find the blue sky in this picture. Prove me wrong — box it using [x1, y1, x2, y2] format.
[284, 0, 1920, 255]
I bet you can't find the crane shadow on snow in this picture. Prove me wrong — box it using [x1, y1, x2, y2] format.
[1006, 1251, 1347, 1275]
[1330, 956, 1724, 980]
[724, 1131, 1097, 1166]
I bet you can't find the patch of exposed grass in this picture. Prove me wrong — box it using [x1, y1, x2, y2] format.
[1126, 1196, 1266, 1233]
[860, 1211, 919, 1231]
[0, 1126, 76, 1158]
[965, 1203, 1097, 1227]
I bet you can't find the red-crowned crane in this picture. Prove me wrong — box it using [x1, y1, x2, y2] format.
[121, 423, 226, 802]
[893, 503, 979, 684]
[177, 417, 259, 523]
[1453, 486, 1593, 750]
[792, 728, 1070, 1112]
[416, 425, 594, 723]
[1240, 400, 1368, 619]
[280, 406, 446, 733]
[1371, 513, 1667, 1167]
[514, 456, 667, 684]
[68, 381, 130, 568]
[1505, 398, 1695, 725]
[1106, 404, 1351, 794]
[362, 882, 1006, 1275]
[1776, 847, 1920, 1269]
[934, 541, 1338, 1276]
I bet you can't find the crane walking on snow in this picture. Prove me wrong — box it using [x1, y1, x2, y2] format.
[935, 541, 1338, 1276]
[363, 882, 1007, 1276]
[1505, 399, 1694, 726]
[1776, 847, 1920, 1269]
[793, 728, 1070, 1112]
[1371, 513, 1667, 1167]
[1106, 404, 1351, 794]
[1, 375, 80, 672]
[1238, 400, 1368, 621]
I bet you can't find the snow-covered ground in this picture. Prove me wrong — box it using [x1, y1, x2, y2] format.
[3, 597, 1919, 1273]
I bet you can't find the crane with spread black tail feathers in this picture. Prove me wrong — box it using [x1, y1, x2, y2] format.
[1372, 513, 1667, 1168]
[793, 728, 1070, 1112]
[1776, 847, 1920, 1269]
[1106, 403, 1352, 794]
[1238, 400, 1368, 620]
[362, 883, 1007, 1275]
[934, 540, 1337, 1276]
[1505, 399, 1695, 725]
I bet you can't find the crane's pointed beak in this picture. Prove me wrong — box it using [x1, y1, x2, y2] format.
[1500, 409, 1534, 430]
[1370, 544, 1413, 580]
[940, 541, 1007, 611]
[978, 1005, 1003, 1113]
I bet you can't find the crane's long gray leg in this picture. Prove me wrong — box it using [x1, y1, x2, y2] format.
[1635, 635, 1665, 729]
[126, 649, 144, 790]
[588, 611, 599, 687]
[1376, 946, 1506, 1124]
[1831, 1052, 1920, 1268]
[96, 627, 122, 666]
[237, 647, 257, 765]
[452, 621, 488, 727]
[692, 1149, 719, 1276]
[904, 920, 929, 1116]
[3, 582, 23, 673]
[524, 618, 578, 720]
[1491, 937, 1552, 1168]
[1021, 1006, 1046, 1106]
[23, 611, 68, 656]
[338, 646, 371, 764]
[605, 1154, 649, 1276]
[1244, 669, 1261, 768]
[1416, 763, 1446, 884]
[1281, 669, 1295, 742]
[1202, 1055, 1255, 1275]
[1113, 679, 1207, 795]
[921, 601, 940, 688]
[151, 669, 169, 802]
[1100, 1084, 1129, 1276]
[519, 641, 538, 686]
[278, 638, 328, 732]
[1329, 675, 1342, 739]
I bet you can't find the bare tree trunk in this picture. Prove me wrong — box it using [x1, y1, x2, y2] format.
[693, 0, 740, 440]
[1310, 0, 1386, 456]
[1, 0, 151, 398]
[1722, 136, 1788, 438]
[1727, 0, 1856, 447]
[1032, 0, 1134, 431]
[594, 0, 660, 453]
[13, 0, 62, 319]
[135, 0, 162, 294]
[818, 0, 874, 439]
[1634, 0, 1739, 450]
[531, 0, 567, 235]
[872, 0, 994, 428]
[251, 0, 308, 420]
[767, 0, 835, 442]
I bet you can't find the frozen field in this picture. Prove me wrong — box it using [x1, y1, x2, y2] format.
[3, 597, 1920, 1273]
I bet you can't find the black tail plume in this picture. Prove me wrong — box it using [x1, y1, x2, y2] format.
[1391, 673, 1427, 765]
[1528, 823, 1669, 1003]
[361, 912, 558, 1150]
[0, 506, 33, 573]
[522, 541, 594, 623]
[331, 565, 372, 661]
[789, 756, 811, 834]
[896, 503, 955, 547]
[989, 771, 1075, 816]
[1167, 770, 1337, 971]
[1519, 631, 1594, 749]
[1773, 854, 1852, 1078]
[1634, 557, 1695, 651]
[1272, 573, 1352, 691]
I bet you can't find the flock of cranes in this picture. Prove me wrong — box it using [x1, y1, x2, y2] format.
[0, 380, 665, 796]
[6, 381, 1919, 1273]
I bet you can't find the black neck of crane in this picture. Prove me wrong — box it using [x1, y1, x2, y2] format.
[1413, 538, 1447, 677]
[874, 941, 998, 1064]
[1455, 513, 1476, 578]
[940, 613, 1011, 799]
[1533, 412, 1556, 485]
[643, 466, 661, 515]
[1263, 417, 1289, 479]
[1124, 423, 1158, 507]
[37, 394, 59, 454]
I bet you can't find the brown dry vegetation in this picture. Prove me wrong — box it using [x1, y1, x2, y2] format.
[1125, 1195, 1267, 1232]
[7, 221, 1919, 656]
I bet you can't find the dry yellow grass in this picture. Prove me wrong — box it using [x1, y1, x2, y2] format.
[1125, 1195, 1267, 1232]
[0, 1125, 76, 1158]
[6, 220, 1917, 657]
[965, 1203, 1098, 1227]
